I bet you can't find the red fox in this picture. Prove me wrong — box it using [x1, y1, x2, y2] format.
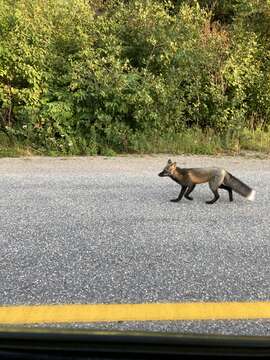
[158, 159, 256, 204]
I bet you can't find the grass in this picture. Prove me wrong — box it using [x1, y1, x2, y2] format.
[128, 128, 270, 156]
[0, 133, 40, 157]
[0, 128, 270, 157]
[129, 129, 223, 155]
[239, 127, 270, 153]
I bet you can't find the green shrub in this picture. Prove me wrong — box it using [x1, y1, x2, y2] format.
[0, 0, 270, 155]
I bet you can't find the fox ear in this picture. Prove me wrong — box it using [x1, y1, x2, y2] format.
[168, 159, 172, 164]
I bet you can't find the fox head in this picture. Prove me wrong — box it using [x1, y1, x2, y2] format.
[158, 159, 176, 177]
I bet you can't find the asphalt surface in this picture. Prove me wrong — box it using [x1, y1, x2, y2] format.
[0, 155, 269, 335]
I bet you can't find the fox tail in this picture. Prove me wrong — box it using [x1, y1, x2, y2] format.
[224, 173, 255, 201]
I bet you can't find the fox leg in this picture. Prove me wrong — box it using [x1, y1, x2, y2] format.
[184, 184, 196, 200]
[219, 184, 233, 202]
[206, 176, 223, 204]
[206, 189, 220, 204]
[170, 185, 187, 202]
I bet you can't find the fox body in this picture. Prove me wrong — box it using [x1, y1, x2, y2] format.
[158, 159, 255, 204]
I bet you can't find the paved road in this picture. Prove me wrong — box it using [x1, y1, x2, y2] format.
[0, 155, 269, 335]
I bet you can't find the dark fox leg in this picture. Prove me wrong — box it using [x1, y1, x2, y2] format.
[206, 189, 220, 204]
[206, 176, 223, 204]
[170, 185, 187, 202]
[219, 184, 233, 202]
[185, 184, 196, 200]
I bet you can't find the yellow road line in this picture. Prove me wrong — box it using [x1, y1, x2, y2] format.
[0, 302, 269, 324]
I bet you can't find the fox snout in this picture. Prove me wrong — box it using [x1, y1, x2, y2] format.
[158, 171, 166, 177]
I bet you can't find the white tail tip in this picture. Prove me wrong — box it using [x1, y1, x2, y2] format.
[247, 189, 256, 201]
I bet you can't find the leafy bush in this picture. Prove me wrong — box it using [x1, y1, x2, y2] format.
[0, 0, 270, 154]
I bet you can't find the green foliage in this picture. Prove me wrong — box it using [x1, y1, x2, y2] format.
[0, 0, 270, 155]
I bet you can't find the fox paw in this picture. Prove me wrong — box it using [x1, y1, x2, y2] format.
[205, 200, 216, 204]
[170, 199, 180, 202]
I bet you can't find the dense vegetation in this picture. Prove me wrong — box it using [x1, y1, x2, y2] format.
[1, 0, 270, 155]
